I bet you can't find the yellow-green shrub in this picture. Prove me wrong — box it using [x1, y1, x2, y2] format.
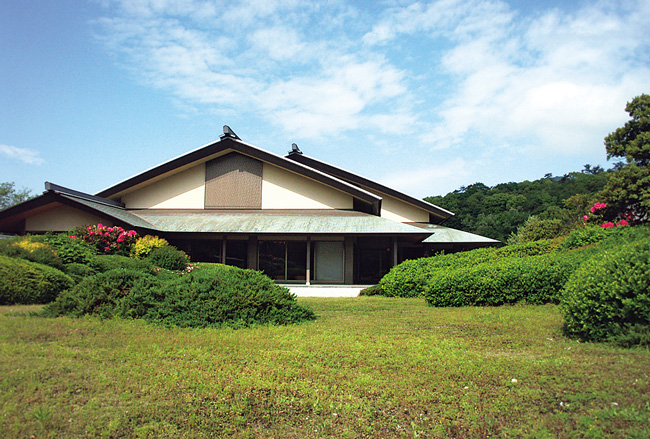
[131, 235, 169, 259]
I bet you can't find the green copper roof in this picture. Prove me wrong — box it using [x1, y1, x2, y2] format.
[133, 210, 431, 235]
[419, 224, 501, 244]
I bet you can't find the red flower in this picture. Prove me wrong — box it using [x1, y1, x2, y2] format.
[618, 220, 629, 226]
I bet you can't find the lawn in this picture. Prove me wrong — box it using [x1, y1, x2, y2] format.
[1, 298, 649, 438]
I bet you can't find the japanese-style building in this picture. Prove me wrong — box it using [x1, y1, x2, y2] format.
[0, 127, 498, 284]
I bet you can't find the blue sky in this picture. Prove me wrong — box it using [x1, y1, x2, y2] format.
[1, 0, 649, 200]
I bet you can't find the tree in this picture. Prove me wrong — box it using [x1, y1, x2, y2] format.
[602, 94, 650, 222]
[0, 182, 32, 210]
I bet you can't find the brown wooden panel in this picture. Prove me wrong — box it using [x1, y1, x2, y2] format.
[205, 153, 262, 209]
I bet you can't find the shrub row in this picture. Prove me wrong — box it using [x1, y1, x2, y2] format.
[422, 249, 593, 307]
[379, 240, 559, 298]
[43, 265, 316, 329]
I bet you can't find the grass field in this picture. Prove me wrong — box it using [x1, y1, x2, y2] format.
[1, 297, 649, 438]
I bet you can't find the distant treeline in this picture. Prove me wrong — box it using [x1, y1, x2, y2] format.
[425, 166, 611, 242]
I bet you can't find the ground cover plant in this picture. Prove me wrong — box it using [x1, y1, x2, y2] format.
[1, 299, 649, 438]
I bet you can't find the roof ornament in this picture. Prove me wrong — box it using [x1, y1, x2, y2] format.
[289, 143, 303, 155]
[221, 125, 241, 140]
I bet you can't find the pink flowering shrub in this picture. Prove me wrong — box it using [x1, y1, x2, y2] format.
[582, 202, 631, 229]
[71, 223, 138, 256]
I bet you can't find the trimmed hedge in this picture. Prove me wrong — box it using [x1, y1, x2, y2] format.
[62, 263, 98, 284]
[148, 245, 190, 271]
[379, 240, 559, 298]
[0, 255, 74, 305]
[43, 264, 316, 329]
[561, 239, 650, 346]
[88, 254, 154, 274]
[423, 250, 592, 307]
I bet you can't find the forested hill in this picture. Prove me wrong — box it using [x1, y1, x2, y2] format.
[425, 169, 609, 242]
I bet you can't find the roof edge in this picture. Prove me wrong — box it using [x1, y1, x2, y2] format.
[286, 153, 454, 222]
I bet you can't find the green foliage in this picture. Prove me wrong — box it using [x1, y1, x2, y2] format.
[0, 255, 73, 305]
[37, 233, 97, 264]
[124, 265, 316, 328]
[423, 250, 589, 307]
[425, 172, 609, 242]
[131, 235, 169, 259]
[507, 216, 563, 244]
[602, 94, 650, 222]
[379, 240, 558, 298]
[560, 226, 611, 249]
[0, 236, 63, 270]
[43, 264, 316, 329]
[148, 245, 190, 271]
[561, 238, 650, 346]
[43, 269, 157, 319]
[62, 262, 98, 284]
[359, 284, 385, 296]
[88, 254, 154, 274]
[0, 181, 32, 210]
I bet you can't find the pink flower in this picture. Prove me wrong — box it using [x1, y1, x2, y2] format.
[104, 246, 111, 252]
[68, 235, 77, 239]
[89, 231, 94, 235]
[117, 235, 125, 243]
[618, 220, 629, 226]
[583, 215, 589, 222]
[600, 222, 615, 228]
[97, 223, 104, 229]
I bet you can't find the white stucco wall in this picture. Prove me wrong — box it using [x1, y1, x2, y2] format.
[25, 205, 111, 232]
[120, 164, 206, 209]
[262, 163, 354, 209]
[378, 195, 430, 223]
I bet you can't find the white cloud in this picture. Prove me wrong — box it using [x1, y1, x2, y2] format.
[0, 144, 44, 165]
[94, 0, 650, 182]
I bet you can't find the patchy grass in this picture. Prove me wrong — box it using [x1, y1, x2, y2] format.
[1, 298, 649, 438]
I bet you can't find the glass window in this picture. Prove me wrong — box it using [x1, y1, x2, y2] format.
[226, 240, 247, 268]
[258, 241, 286, 280]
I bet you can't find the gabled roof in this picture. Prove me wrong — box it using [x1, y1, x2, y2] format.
[285, 151, 454, 223]
[0, 183, 157, 233]
[96, 134, 383, 215]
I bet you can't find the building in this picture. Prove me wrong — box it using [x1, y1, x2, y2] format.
[0, 127, 498, 284]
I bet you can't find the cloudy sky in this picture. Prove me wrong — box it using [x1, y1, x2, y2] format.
[1, 0, 649, 199]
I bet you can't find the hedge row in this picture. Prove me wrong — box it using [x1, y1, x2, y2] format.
[422, 249, 594, 307]
[379, 240, 559, 298]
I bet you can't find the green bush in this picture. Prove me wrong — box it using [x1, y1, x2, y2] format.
[508, 216, 564, 244]
[88, 254, 154, 274]
[43, 269, 158, 319]
[131, 235, 169, 259]
[148, 245, 190, 271]
[359, 284, 385, 296]
[38, 233, 96, 264]
[125, 265, 316, 328]
[422, 250, 591, 307]
[379, 240, 558, 298]
[560, 226, 611, 249]
[62, 263, 98, 284]
[43, 264, 316, 329]
[561, 239, 650, 346]
[0, 236, 64, 270]
[0, 255, 73, 305]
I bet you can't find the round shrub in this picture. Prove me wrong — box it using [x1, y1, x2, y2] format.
[561, 240, 650, 345]
[508, 216, 563, 244]
[43, 269, 158, 319]
[148, 245, 190, 271]
[0, 255, 73, 305]
[359, 284, 385, 296]
[43, 264, 316, 329]
[88, 254, 154, 274]
[131, 235, 169, 259]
